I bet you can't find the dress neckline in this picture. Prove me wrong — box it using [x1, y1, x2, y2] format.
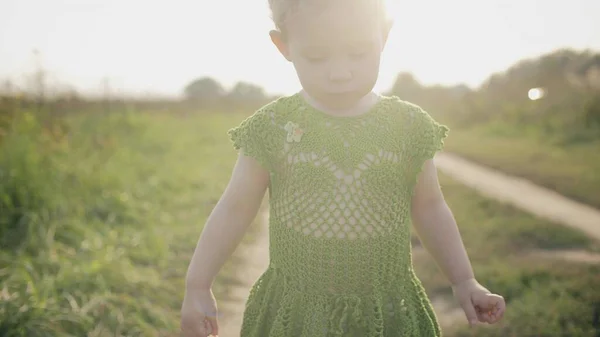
[292, 91, 386, 122]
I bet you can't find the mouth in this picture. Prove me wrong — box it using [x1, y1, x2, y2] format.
[324, 89, 357, 95]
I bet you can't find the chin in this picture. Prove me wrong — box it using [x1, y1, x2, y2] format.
[323, 90, 371, 103]
[320, 97, 362, 110]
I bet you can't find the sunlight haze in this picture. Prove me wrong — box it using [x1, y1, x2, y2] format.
[1, 0, 599, 98]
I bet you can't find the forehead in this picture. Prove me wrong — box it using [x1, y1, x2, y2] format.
[284, 1, 384, 46]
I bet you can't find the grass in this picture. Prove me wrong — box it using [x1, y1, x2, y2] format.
[3, 108, 600, 336]
[412, 173, 600, 337]
[441, 122, 600, 209]
[0, 109, 260, 336]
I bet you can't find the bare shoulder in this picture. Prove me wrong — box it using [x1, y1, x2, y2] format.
[224, 153, 270, 202]
[412, 159, 444, 207]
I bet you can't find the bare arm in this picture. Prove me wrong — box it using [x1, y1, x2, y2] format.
[410, 159, 475, 286]
[185, 153, 270, 291]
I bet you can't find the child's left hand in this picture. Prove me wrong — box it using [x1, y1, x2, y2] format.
[451, 278, 505, 326]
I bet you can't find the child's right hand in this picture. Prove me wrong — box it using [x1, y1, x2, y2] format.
[180, 288, 219, 337]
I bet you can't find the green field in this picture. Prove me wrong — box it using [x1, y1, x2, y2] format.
[1, 110, 599, 336]
[0, 110, 261, 336]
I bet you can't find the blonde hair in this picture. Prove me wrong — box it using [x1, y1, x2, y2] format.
[268, 0, 391, 33]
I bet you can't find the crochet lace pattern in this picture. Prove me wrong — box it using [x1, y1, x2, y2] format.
[228, 92, 449, 337]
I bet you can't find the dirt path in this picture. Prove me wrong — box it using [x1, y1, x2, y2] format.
[217, 208, 270, 337]
[435, 152, 600, 241]
[525, 248, 600, 264]
[216, 152, 600, 335]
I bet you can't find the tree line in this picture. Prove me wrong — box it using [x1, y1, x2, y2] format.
[385, 48, 600, 137]
[181, 48, 600, 134]
[1, 48, 599, 136]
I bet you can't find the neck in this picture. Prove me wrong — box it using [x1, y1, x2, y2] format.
[300, 90, 379, 117]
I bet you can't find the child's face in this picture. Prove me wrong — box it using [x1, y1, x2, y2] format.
[272, 1, 390, 109]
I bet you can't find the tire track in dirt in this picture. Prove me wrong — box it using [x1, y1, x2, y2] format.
[435, 152, 600, 241]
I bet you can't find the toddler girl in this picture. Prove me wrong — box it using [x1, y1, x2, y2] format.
[181, 0, 505, 336]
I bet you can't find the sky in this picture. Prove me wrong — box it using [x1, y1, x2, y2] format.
[1, 0, 599, 98]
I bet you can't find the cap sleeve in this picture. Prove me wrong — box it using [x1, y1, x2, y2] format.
[411, 106, 449, 163]
[227, 108, 274, 171]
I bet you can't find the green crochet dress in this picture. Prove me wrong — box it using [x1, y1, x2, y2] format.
[228, 92, 449, 337]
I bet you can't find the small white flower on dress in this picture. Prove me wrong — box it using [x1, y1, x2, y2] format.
[284, 121, 304, 143]
[400, 298, 407, 312]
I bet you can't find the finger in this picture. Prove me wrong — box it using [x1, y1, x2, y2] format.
[475, 306, 490, 323]
[475, 294, 505, 324]
[181, 316, 208, 337]
[183, 325, 208, 337]
[206, 315, 219, 336]
[490, 297, 506, 323]
[203, 319, 212, 336]
[490, 307, 505, 323]
[471, 298, 489, 323]
[459, 297, 479, 326]
[477, 305, 496, 324]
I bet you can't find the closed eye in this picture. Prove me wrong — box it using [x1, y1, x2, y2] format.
[301, 45, 329, 63]
[348, 41, 374, 59]
[306, 55, 327, 63]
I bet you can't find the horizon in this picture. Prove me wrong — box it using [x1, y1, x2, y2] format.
[1, 0, 600, 99]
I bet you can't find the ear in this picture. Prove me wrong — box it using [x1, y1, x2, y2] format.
[269, 30, 292, 62]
